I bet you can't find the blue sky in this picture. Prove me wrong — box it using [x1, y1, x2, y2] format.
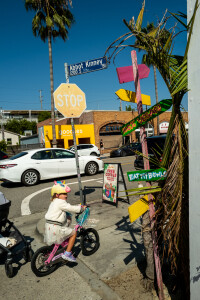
[0, 0, 187, 113]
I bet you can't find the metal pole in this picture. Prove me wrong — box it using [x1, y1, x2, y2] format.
[1, 109, 5, 140]
[64, 62, 83, 204]
[71, 117, 83, 204]
[131, 50, 164, 299]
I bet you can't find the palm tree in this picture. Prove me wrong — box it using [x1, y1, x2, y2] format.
[25, 0, 74, 147]
[105, 1, 198, 296]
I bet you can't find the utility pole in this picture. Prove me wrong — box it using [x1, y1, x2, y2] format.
[39, 90, 43, 109]
[0, 109, 5, 141]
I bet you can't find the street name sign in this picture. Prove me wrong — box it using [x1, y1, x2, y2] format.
[67, 57, 107, 77]
[54, 83, 86, 118]
[120, 98, 172, 137]
[127, 168, 167, 182]
[115, 89, 151, 106]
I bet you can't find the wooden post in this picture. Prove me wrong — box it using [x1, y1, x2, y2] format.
[131, 50, 164, 299]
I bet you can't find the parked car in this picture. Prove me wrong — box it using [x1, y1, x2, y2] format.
[134, 135, 170, 169]
[0, 148, 104, 186]
[69, 144, 100, 157]
[110, 142, 141, 158]
[0, 150, 8, 160]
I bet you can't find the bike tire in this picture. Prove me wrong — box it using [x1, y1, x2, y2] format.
[80, 228, 100, 256]
[31, 245, 57, 277]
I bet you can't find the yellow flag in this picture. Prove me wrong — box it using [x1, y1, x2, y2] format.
[128, 195, 154, 223]
[115, 89, 151, 106]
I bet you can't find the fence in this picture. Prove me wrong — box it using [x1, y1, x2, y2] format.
[7, 143, 44, 156]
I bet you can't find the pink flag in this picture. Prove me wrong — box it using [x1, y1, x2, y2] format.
[116, 64, 150, 84]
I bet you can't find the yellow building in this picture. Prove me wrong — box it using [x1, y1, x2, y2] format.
[43, 124, 95, 148]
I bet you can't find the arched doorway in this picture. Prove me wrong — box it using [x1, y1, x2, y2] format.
[99, 122, 124, 149]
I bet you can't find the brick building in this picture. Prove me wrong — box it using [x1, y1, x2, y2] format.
[37, 110, 188, 153]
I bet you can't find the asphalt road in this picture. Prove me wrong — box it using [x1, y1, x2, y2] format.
[0, 156, 138, 219]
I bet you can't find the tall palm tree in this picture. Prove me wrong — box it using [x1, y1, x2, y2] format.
[25, 0, 74, 147]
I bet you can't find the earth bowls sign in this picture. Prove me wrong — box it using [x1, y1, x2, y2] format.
[54, 83, 86, 118]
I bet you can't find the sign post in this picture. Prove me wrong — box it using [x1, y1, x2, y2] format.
[131, 50, 164, 299]
[54, 83, 86, 204]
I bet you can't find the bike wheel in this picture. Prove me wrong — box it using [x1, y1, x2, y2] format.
[80, 228, 100, 256]
[31, 245, 57, 277]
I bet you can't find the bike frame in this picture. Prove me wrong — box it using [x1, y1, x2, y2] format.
[44, 223, 84, 265]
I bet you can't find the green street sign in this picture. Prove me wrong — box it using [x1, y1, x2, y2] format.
[120, 99, 172, 137]
[127, 168, 167, 182]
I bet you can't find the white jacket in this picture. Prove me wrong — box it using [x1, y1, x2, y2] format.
[45, 198, 82, 225]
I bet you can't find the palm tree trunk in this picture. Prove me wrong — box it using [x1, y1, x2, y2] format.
[142, 211, 155, 282]
[153, 65, 159, 135]
[48, 29, 57, 148]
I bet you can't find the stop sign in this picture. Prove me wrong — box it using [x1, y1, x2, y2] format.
[54, 83, 86, 118]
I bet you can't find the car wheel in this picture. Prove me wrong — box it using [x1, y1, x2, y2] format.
[85, 162, 98, 175]
[121, 151, 126, 157]
[90, 152, 97, 156]
[22, 169, 40, 186]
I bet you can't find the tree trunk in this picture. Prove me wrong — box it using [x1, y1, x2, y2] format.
[153, 65, 159, 135]
[142, 211, 155, 282]
[48, 29, 57, 148]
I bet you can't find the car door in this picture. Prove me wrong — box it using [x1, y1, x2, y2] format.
[31, 150, 59, 179]
[52, 149, 84, 177]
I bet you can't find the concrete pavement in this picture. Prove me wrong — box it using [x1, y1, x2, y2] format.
[35, 197, 144, 300]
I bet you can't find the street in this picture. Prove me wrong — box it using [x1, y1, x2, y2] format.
[0, 156, 138, 219]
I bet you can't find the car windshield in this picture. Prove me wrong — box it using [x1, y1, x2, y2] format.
[9, 152, 28, 160]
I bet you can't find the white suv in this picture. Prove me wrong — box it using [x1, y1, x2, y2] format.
[69, 144, 100, 156]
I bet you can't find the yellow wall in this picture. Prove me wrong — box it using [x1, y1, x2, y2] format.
[43, 124, 95, 148]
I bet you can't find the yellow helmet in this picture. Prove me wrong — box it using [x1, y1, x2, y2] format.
[51, 181, 71, 196]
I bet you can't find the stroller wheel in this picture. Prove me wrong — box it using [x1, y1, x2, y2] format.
[31, 245, 57, 277]
[5, 263, 14, 278]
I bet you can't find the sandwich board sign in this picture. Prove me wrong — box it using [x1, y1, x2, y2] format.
[102, 163, 129, 207]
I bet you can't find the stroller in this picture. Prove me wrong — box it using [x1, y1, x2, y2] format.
[0, 192, 33, 278]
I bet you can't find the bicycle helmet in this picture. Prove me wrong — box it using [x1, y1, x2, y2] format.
[51, 181, 71, 196]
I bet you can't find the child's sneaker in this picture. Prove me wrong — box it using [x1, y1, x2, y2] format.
[62, 251, 76, 262]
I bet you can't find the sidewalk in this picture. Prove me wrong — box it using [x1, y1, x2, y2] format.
[36, 198, 144, 300]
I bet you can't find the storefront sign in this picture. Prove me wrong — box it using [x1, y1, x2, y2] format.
[159, 122, 169, 134]
[67, 57, 107, 76]
[127, 168, 167, 182]
[120, 99, 172, 137]
[102, 163, 129, 207]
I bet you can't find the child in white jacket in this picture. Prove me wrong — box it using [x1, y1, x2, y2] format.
[44, 181, 86, 262]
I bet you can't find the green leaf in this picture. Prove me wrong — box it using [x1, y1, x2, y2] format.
[46, 16, 53, 28]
